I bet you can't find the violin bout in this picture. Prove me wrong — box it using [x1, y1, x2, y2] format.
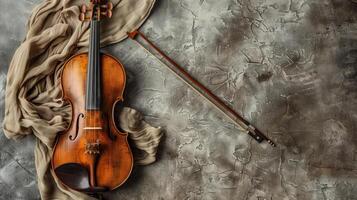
[51, 53, 133, 193]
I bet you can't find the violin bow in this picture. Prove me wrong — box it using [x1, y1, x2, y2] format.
[128, 31, 276, 147]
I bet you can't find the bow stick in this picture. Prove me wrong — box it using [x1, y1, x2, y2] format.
[128, 31, 276, 147]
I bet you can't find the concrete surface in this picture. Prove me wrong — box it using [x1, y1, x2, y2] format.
[1, 0, 357, 199]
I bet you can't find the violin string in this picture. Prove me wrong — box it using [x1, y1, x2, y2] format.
[88, 21, 91, 134]
[93, 19, 96, 136]
[93, 19, 95, 137]
[94, 18, 97, 138]
[94, 8, 99, 139]
[90, 18, 95, 136]
[96, 7, 99, 138]
[90, 20, 94, 135]
[94, 20, 101, 138]
[94, 18, 98, 138]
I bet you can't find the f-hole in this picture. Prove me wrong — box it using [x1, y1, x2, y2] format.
[69, 113, 84, 141]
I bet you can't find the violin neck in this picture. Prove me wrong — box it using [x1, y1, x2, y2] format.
[86, 20, 101, 110]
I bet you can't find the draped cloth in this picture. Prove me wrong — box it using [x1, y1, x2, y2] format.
[2, 0, 163, 199]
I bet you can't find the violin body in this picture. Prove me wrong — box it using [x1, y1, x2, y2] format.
[51, 53, 133, 192]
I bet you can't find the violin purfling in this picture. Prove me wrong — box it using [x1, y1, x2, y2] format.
[51, 0, 133, 194]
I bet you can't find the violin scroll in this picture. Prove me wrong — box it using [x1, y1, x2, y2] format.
[79, 0, 113, 21]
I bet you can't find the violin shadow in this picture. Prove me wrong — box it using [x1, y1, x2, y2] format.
[149, 0, 162, 18]
[105, 67, 166, 193]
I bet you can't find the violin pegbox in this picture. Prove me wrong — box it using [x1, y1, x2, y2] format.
[101, 2, 113, 18]
[79, 4, 92, 21]
[79, 0, 113, 22]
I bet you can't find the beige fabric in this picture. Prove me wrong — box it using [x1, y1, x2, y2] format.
[2, 0, 163, 199]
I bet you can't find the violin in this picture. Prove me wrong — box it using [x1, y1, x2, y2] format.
[51, 0, 133, 194]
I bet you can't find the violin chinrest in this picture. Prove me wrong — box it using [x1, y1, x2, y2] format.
[54, 163, 108, 193]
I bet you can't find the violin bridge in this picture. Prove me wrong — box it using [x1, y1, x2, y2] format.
[83, 127, 103, 130]
[85, 140, 101, 155]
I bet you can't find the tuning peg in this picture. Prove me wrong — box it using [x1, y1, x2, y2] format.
[80, 5, 92, 14]
[79, 13, 91, 21]
[107, 2, 113, 10]
[101, 10, 112, 18]
[101, 2, 113, 10]
[81, 5, 87, 13]
[79, 13, 85, 21]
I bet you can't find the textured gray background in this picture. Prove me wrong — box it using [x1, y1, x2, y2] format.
[1, 0, 357, 199]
